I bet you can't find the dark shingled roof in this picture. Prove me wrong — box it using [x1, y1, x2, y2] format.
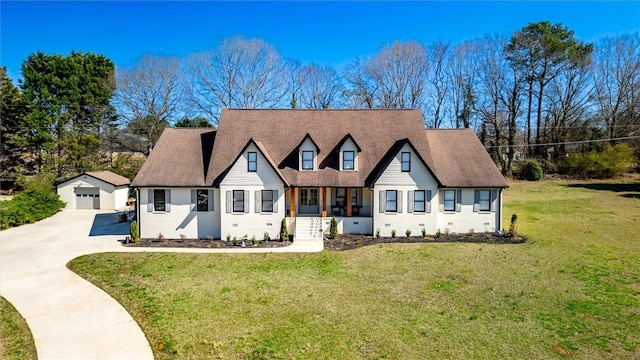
[86, 171, 131, 187]
[206, 109, 432, 187]
[131, 128, 216, 187]
[132, 109, 507, 189]
[424, 129, 509, 188]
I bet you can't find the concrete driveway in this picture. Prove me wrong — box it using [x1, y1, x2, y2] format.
[1, 209, 323, 359]
[0, 209, 153, 359]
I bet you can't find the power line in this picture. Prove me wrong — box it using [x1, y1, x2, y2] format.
[484, 135, 640, 148]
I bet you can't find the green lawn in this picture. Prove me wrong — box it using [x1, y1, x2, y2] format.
[0, 296, 37, 360]
[69, 178, 640, 359]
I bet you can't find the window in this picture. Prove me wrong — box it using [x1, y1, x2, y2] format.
[247, 152, 257, 172]
[261, 190, 274, 212]
[233, 190, 244, 212]
[478, 190, 491, 211]
[335, 188, 346, 207]
[197, 190, 208, 212]
[309, 189, 318, 206]
[351, 188, 358, 206]
[443, 190, 455, 211]
[154, 189, 166, 212]
[302, 151, 314, 170]
[343, 151, 354, 170]
[401, 152, 411, 172]
[414, 190, 425, 212]
[386, 190, 397, 212]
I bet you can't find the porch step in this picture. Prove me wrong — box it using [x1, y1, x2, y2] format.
[294, 217, 323, 240]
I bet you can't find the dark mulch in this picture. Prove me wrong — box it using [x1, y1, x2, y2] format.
[123, 238, 291, 249]
[324, 233, 526, 251]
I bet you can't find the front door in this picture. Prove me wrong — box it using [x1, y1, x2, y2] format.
[298, 188, 319, 214]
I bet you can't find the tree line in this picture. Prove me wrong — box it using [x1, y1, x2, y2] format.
[1, 21, 638, 185]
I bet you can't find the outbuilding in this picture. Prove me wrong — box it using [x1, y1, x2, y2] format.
[57, 171, 131, 210]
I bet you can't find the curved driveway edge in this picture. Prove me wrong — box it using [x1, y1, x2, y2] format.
[0, 209, 323, 359]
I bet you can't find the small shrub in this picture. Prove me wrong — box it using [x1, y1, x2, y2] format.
[130, 220, 140, 243]
[279, 218, 288, 242]
[509, 214, 518, 238]
[436, 228, 442, 238]
[468, 228, 475, 235]
[405, 229, 412, 238]
[225, 234, 231, 242]
[375, 229, 380, 239]
[263, 232, 270, 241]
[251, 235, 256, 242]
[421, 228, 427, 238]
[519, 160, 543, 181]
[206, 235, 214, 243]
[329, 216, 338, 239]
[232, 237, 237, 245]
[391, 229, 396, 238]
[157, 232, 165, 240]
[179, 234, 187, 240]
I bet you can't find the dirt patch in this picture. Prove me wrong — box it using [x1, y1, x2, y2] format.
[324, 233, 526, 251]
[124, 238, 291, 249]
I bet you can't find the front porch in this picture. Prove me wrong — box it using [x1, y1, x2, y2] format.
[285, 187, 373, 218]
[285, 186, 374, 236]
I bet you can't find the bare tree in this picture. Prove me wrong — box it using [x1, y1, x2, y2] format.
[298, 64, 344, 109]
[343, 57, 378, 109]
[343, 41, 428, 111]
[476, 37, 507, 163]
[593, 34, 640, 140]
[185, 36, 288, 123]
[426, 41, 450, 128]
[448, 41, 478, 128]
[115, 55, 182, 153]
[545, 54, 593, 161]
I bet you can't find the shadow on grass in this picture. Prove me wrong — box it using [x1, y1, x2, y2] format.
[566, 182, 640, 197]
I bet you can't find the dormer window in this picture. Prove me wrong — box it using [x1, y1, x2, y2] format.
[302, 151, 314, 170]
[247, 152, 257, 172]
[343, 151, 355, 170]
[401, 152, 411, 172]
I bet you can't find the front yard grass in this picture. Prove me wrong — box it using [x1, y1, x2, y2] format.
[69, 177, 640, 359]
[0, 296, 37, 360]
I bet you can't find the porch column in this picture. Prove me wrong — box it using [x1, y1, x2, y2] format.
[290, 187, 295, 217]
[346, 187, 352, 217]
[321, 187, 327, 218]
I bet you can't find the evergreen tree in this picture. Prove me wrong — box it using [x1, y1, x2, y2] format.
[20, 51, 116, 179]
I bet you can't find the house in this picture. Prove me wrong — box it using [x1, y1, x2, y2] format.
[131, 109, 508, 240]
[57, 171, 131, 210]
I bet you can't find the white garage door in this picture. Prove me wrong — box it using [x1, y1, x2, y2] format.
[75, 188, 100, 209]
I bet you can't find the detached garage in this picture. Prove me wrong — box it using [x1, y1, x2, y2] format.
[57, 171, 131, 210]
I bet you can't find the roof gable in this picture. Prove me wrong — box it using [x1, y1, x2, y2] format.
[365, 139, 441, 187]
[214, 138, 288, 186]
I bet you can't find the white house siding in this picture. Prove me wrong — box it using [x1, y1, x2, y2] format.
[436, 189, 501, 233]
[57, 175, 119, 210]
[373, 144, 439, 237]
[114, 187, 130, 209]
[138, 188, 220, 239]
[219, 143, 285, 239]
[322, 217, 373, 235]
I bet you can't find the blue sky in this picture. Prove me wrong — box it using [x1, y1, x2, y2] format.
[1, 1, 639, 82]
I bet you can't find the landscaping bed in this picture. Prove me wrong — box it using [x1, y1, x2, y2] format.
[124, 238, 291, 249]
[325, 232, 525, 251]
